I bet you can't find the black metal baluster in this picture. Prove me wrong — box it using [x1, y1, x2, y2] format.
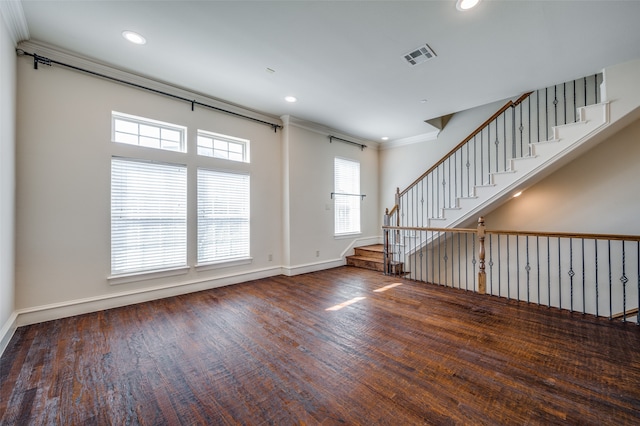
[507, 236, 511, 300]
[498, 235, 502, 297]
[547, 237, 551, 308]
[489, 234, 493, 295]
[563, 82, 567, 125]
[558, 238, 562, 310]
[480, 131, 484, 185]
[554, 85, 558, 128]
[458, 232, 461, 290]
[583, 76, 587, 108]
[595, 239, 599, 317]
[466, 142, 471, 197]
[517, 235, 521, 301]
[465, 233, 469, 291]
[637, 241, 639, 325]
[536, 236, 540, 305]
[487, 125, 491, 178]
[621, 241, 628, 322]
[495, 119, 499, 173]
[503, 111, 508, 170]
[526, 235, 530, 303]
[436, 166, 440, 218]
[582, 238, 586, 315]
[520, 101, 525, 156]
[573, 79, 577, 123]
[545, 87, 549, 141]
[569, 238, 574, 313]
[473, 135, 477, 189]
[608, 240, 612, 320]
[512, 106, 517, 159]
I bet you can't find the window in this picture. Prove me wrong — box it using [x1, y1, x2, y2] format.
[112, 111, 186, 152]
[334, 157, 361, 235]
[197, 169, 250, 264]
[197, 130, 249, 163]
[111, 158, 187, 275]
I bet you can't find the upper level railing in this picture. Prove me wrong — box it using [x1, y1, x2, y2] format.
[386, 74, 602, 229]
[383, 218, 640, 324]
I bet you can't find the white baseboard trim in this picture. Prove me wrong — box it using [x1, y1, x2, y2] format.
[282, 258, 345, 276]
[0, 311, 18, 358]
[14, 266, 283, 327]
[6, 257, 358, 339]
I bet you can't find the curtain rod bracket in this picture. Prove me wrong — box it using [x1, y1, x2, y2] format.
[32, 53, 51, 70]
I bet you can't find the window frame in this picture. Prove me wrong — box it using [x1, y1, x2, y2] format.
[112, 111, 187, 153]
[197, 130, 250, 163]
[334, 157, 362, 236]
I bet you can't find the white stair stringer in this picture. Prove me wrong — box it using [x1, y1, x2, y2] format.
[427, 102, 610, 230]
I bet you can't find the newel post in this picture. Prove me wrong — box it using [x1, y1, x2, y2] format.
[477, 217, 487, 294]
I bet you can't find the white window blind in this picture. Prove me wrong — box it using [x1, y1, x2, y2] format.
[197, 169, 250, 264]
[111, 158, 187, 275]
[334, 157, 361, 235]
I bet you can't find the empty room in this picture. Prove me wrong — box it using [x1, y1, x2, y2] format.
[2, 1, 640, 424]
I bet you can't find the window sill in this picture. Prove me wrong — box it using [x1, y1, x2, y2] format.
[108, 266, 190, 285]
[334, 232, 362, 240]
[195, 257, 253, 271]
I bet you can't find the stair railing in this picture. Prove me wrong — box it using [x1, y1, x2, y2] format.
[383, 217, 640, 324]
[385, 74, 602, 233]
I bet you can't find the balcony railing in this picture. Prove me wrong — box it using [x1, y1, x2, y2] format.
[383, 218, 640, 324]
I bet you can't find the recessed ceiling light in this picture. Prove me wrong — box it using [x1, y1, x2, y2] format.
[420, 99, 428, 104]
[381, 137, 389, 141]
[284, 96, 297, 103]
[513, 191, 523, 198]
[122, 30, 146, 45]
[456, 0, 481, 11]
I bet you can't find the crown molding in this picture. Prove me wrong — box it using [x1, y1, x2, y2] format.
[379, 130, 440, 151]
[280, 114, 377, 148]
[16, 40, 282, 127]
[0, 0, 29, 45]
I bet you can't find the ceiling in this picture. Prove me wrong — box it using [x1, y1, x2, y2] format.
[12, 0, 640, 143]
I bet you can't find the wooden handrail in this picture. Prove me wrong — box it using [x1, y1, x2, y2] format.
[399, 92, 533, 197]
[382, 224, 640, 242]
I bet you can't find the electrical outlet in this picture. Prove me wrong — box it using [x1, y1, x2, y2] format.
[268, 254, 273, 261]
[316, 250, 320, 257]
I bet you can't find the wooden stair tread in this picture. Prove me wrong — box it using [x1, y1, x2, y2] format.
[347, 255, 384, 262]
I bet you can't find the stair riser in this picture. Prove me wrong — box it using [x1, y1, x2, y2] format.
[347, 258, 385, 272]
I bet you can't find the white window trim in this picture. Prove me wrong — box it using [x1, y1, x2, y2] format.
[197, 129, 250, 163]
[195, 257, 253, 271]
[112, 111, 187, 153]
[108, 266, 191, 285]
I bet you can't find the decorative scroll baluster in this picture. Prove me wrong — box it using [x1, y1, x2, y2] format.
[477, 217, 486, 294]
[621, 241, 628, 322]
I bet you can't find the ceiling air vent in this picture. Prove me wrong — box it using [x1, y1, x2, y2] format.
[403, 44, 437, 66]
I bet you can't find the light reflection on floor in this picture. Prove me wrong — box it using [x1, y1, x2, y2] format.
[325, 283, 402, 311]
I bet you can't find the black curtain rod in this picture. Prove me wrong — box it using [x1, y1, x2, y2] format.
[16, 49, 283, 133]
[328, 135, 367, 151]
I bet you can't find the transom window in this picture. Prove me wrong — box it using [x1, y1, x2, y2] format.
[112, 111, 186, 152]
[197, 130, 249, 163]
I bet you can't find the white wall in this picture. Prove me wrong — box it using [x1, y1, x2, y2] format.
[379, 98, 509, 211]
[484, 117, 640, 235]
[14, 50, 286, 322]
[282, 120, 380, 273]
[0, 13, 16, 353]
[13, 45, 381, 324]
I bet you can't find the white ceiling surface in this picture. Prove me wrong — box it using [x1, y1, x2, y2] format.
[17, 0, 640, 143]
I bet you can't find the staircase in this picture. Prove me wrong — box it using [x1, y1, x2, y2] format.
[346, 245, 385, 272]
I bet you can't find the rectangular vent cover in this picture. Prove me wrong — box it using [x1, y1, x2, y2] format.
[403, 44, 437, 66]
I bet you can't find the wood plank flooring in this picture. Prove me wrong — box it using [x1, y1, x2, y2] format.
[1, 266, 639, 425]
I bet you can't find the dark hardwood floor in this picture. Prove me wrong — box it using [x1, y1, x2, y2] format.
[1, 266, 639, 425]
